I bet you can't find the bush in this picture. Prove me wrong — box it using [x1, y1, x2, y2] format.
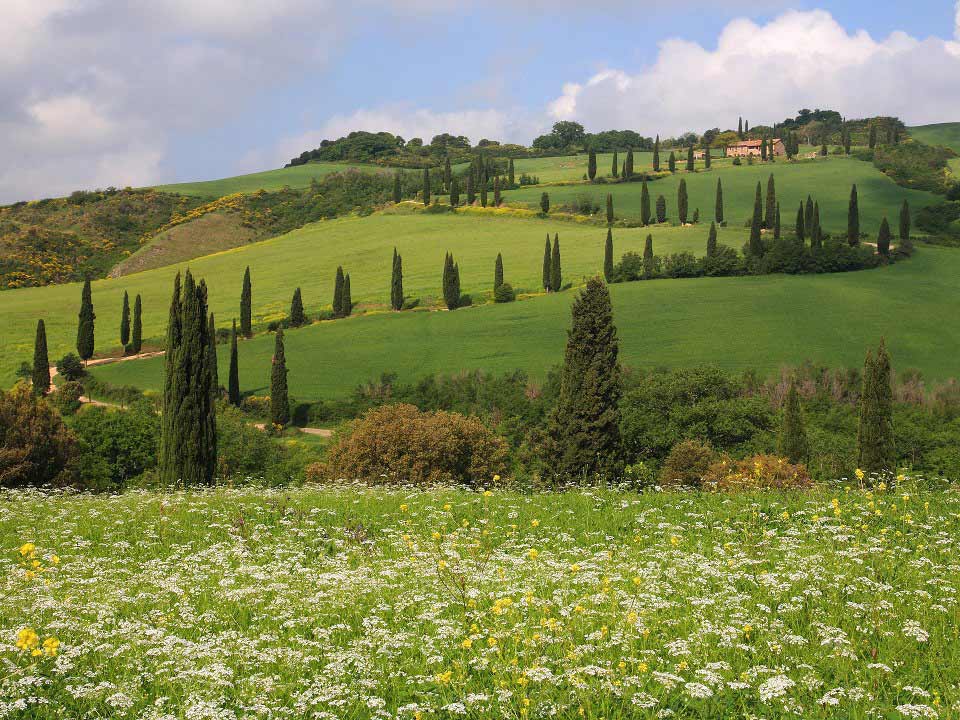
[52, 381, 83, 416]
[240, 395, 272, 417]
[658, 439, 717, 487]
[732, 157, 742, 166]
[0, 384, 78, 487]
[663, 252, 700, 278]
[458, 294, 473, 308]
[57, 353, 85, 381]
[325, 403, 509, 486]
[72, 403, 159, 490]
[494, 282, 516, 303]
[702, 454, 813, 491]
[216, 403, 306, 484]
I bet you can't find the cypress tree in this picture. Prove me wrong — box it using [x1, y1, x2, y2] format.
[857, 340, 895, 474]
[76, 277, 95, 361]
[160, 270, 216, 486]
[760, 138, 768, 161]
[443, 253, 460, 309]
[621, 160, 626, 178]
[540, 192, 550, 214]
[686, 145, 694, 171]
[877, 217, 892, 256]
[774, 202, 781, 240]
[342, 274, 352, 317]
[391, 248, 404, 311]
[715, 178, 724, 224]
[749, 182, 763, 257]
[494, 253, 504, 291]
[611, 150, 619, 178]
[333, 266, 344, 317]
[541, 235, 551, 290]
[677, 179, 688, 224]
[493, 176, 501, 207]
[764, 174, 776, 229]
[606, 193, 614, 225]
[270, 329, 289, 426]
[843, 126, 852, 154]
[466, 173, 475, 205]
[550, 234, 562, 292]
[652, 135, 660, 171]
[132, 294, 143, 353]
[450, 177, 460, 207]
[744, 120, 749, 135]
[640, 175, 651, 225]
[508, 158, 515, 187]
[643, 234, 654, 277]
[778, 379, 810, 463]
[704, 146, 711, 169]
[588, 148, 597, 181]
[805, 195, 814, 233]
[899, 200, 911, 241]
[604, 228, 614, 282]
[795, 202, 806, 244]
[443, 156, 452, 191]
[737, 116, 743, 139]
[228, 319, 240, 407]
[868, 124, 877, 149]
[240, 266, 252, 338]
[811, 202, 822, 251]
[208, 312, 219, 396]
[655, 194, 666, 224]
[120, 291, 131, 346]
[393, 171, 402, 203]
[32, 319, 50, 396]
[544, 277, 622, 480]
[625, 148, 634, 179]
[290, 287, 306, 326]
[422, 168, 431, 205]
[847, 184, 860, 246]
[668, 151, 676, 173]
[707, 221, 717, 257]
[480, 182, 488, 207]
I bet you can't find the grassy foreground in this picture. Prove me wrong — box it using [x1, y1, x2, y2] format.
[2, 483, 958, 718]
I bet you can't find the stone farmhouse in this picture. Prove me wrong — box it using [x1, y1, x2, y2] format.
[726, 138, 786, 157]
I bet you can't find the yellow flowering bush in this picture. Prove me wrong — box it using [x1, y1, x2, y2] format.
[702, 454, 813, 491]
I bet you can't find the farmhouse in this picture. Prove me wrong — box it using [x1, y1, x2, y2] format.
[727, 138, 786, 157]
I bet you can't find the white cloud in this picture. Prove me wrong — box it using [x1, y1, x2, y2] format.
[956, 0, 960, 40]
[548, 10, 960, 136]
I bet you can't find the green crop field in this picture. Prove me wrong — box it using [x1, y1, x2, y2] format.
[152, 161, 386, 197]
[909, 122, 960, 153]
[505, 155, 936, 234]
[0, 210, 719, 384]
[92, 241, 960, 401]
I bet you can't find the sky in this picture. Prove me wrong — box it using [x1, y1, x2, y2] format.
[1, 0, 959, 203]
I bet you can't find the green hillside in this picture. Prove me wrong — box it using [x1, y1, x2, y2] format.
[506, 155, 935, 233]
[92, 243, 960, 400]
[152, 161, 385, 197]
[909, 122, 960, 153]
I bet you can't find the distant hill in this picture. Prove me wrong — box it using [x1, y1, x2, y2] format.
[152, 162, 383, 198]
[909, 122, 960, 154]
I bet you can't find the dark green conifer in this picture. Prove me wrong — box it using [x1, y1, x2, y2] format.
[606, 193, 614, 225]
[652, 135, 660, 171]
[760, 138, 768, 161]
[120, 291, 130, 346]
[805, 195, 814, 233]
[493, 176, 501, 207]
[643, 234, 654, 277]
[877, 217, 891, 256]
[715, 178, 724, 224]
[811, 202, 822, 251]
[540, 192, 550, 214]
[624, 148, 634, 179]
[668, 151, 676, 173]
[508, 158, 515, 187]
[611, 150, 619, 178]
[542, 235, 551, 290]
[544, 277, 622, 480]
[604, 228, 614, 282]
[778, 379, 809, 463]
[641, 175, 651, 225]
[450, 177, 460, 207]
[342, 274, 352, 317]
[132, 295, 143, 353]
[240, 266, 252, 338]
[796, 202, 806, 244]
[686, 145, 694, 171]
[550, 234, 562, 292]
[443, 253, 460, 309]
[588, 148, 597, 181]
[290, 287, 306, 326]
[737, 117, 743, 139]
[76, 277, 95, 361]
[270, 329, 289, 426]
[899, 200, 911, 241]
[208, 312, 218, 396]
[228, 319, 240, 406]
[422, 168, 431, 205]
[847, 184, 860, 245]
[32, 319, 49, 396]
[677, 180, 688, 224]
[749, 182, 763, 257]
[494, 252, 504, 291]
[868, 124, 877, 149]
[857, 340, 895, 474]
[764, 174, 776, 229]
[333, 266, 344, 317]
[480, 182, 488, 207]
[655, 194, 666, 224]
[704, 146, 711, 169]
[774, 202, 781, 240]
[707, 222, 717, 257]
[391, 248, 404, 311]
[443, 156, 452, 191]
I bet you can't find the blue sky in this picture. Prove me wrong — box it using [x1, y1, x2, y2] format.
[1, 1, 958, 202]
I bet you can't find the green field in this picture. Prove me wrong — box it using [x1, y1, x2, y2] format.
[506, 155, 936, 234]
[4, 484, 958, 718]
[909, 122, 960, 153]
[92, 241, 960, 401]
[0, 211, 718, 383]
[152, 161, 386, 197]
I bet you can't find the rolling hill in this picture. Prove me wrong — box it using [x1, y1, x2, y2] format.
[909, 122, 960, 153]
[151, 161, 386, 197]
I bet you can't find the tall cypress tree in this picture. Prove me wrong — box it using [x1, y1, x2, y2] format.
[899, 200, 911, 242]
[132, 294, 143, 353]
[760, 138, 768, 161]
[270, 329, 289, 426]
[542, 235, 552, 290]
[208, 312, 219, 396]
[868, 124, 877, 149]
[604, 228, 614, 282]
[120, 291, 131, 346]
[550, 234, 562, 292]
[32, 319, 50, 396]
[655, 195, 666, 224]
[393, 171, 402, 203]
[391, 248, 404, 311]
[443, 156, 452, 191]
[606, 193, 614, 225]
[843, 126, 852, 154]
[450, 177, 460, 207]
[749, 182, 764, 257]
[652, 135, 660, 171]
[668, 151, 676, 173]
[686, 145, 694, 171]
[466, 173, 475, 205]
[443, 253, 460, 309]
[540, 192, 550, 214]
[764, 174, 776, 229]
[290, 287, 306, 326]
[774, 202, 781, 240]
[493, 176, 501, 207]
[240, 266, 252, 338]
[847, 184, 860, 246]
[611, 150, 619, 178]
[544, 277, 622, 479]
[778, 379, 809, 463]
[494, 253, 504, 291]
[508, 158, 515, 187]
[737, 117, 743, 139]
[228, 319, 240, 407]
[805, 195, 814, 233]
[422, 168, 431, 205]
[160, 270, 216, 486]
[342, 274, 352, 317]
[811, 202, 822, 251]
[677, 179, 688, 224]
[588, 148, 597, 181]
[877, 217, 892, 256]
[625, 148, 634, 179]
[715, 178, 724, 224]
[704, 146, 711, 169]
[857, 340, 895, 474]
[707, 221, 717, 257]
[76, 277, 95, 361]
[333, 266, 345, 317]
[744, 120, 749, 135]
[795, 202, 806, 244]
[480, 182, 488, 208]
[640, 175, 651, 225]
[643, 234, 654, 277]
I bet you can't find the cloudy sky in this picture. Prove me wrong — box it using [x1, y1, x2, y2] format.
[1, 0, 958, 202]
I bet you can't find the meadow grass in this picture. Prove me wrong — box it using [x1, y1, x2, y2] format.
[152, 161, 386, 197]
[505, 155, 936, 235]
[0, 211, 722, 384]
[91, 243, 960, 401]
[2, 482, 958, 718]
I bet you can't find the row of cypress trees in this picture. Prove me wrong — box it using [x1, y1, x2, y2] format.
[541, 234, 562, 292]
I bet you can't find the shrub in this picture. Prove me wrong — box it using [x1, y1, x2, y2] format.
[663, 252, 700, 278]
[0, 384, 78, 487]
[658, 439, 716, 487]
[702, 454, 813, 491]
[732, 157, 742, 166]
[494, 282, 516, 303]
[240, 395, 272, 417]
[52, 381, 83, 416]
[57, 353, 85, 381]
[216, 403, 305, 484]
[325, 403, 509, 486]
[72, 403, 159, 490]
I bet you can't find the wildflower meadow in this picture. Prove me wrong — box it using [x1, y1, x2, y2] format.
[2, 481, 959, 719]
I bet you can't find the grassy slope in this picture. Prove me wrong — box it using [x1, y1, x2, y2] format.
[93, 243, 960, 400]
[152, 162, 385, 197]
[506, 156, 936, 234]
[0, 211, 716, 382]
[908, 122, 960, 153]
